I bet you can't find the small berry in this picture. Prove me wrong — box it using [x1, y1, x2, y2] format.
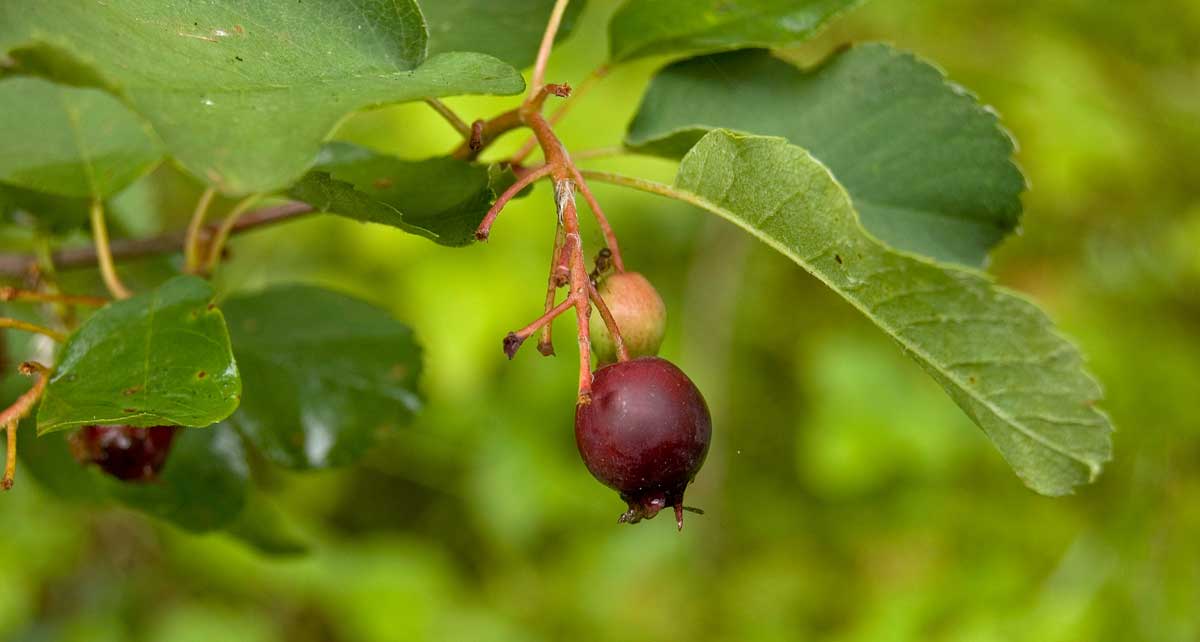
[69, 425, 178, 482]
[590, 272, 667, 364]
[575, 357, 711, 529]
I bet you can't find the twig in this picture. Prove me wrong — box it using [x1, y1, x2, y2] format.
[0, 318, 67, 343]
[88, 200, 131, 300]
[184, 187, 217, 274]
[0, 201, 314, 278]
[424, 98, 473, 137]
[0, 287, 107, 307]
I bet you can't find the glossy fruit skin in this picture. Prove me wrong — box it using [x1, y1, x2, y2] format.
[575, 357, 711, 528]
[70, 425, 178, 482]
[590, 272, 667, 364]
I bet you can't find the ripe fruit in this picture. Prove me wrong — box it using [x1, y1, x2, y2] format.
[590, 272, 666, 364]
[69, 425, 178, 482]
[575, 357, 711, 529]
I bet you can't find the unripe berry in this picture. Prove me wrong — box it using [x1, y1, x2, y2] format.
[575, 357, 711, 529]
[590, 271, 666, 364]
[70, 425, 178, 482]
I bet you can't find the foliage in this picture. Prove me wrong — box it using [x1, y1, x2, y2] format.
[3, 0, 1191, 639]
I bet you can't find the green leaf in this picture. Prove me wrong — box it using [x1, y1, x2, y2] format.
[669, 131, 1111, 495]
[626, 46, 1025, 266]
[423, 0, 586, 69]
[223, 284, 422, 470]
[293, 142, 514, 247]
[18, 425, 250, 532]
[0, 77, 161, 199]
[0, 183, 90, 235]
[37, 276, 242, 435]
[107, 424, 249, 532]
[0, 0, 525, 195]
[608, 0, 860, 63]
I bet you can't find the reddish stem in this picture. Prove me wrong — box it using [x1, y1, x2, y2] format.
[505, 297, 575, 359]
[475, 164, 554, 241]
[538, 222, 566, 356]
[587, 281, 630, 362]
[570, 166, 625, 272]
[0, 361, 50, 491]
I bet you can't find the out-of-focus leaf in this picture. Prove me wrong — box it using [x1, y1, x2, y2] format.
[225, 491, 310, 556]
[37, 276, 241, 435]
[108, 424, 249, 531]
[626, 46, 1025, 266]
[19, 424, 249, 532]
[668, 130, 1111, 495]
[608, 0, 860, 63]
[0, 184, 90, 235]
[0, 77, 161, 198]
[423, 0, 586, 69]
[294, 142, 513, 247]
[223, 284, 422, 470]
[0, 0, 524, 194]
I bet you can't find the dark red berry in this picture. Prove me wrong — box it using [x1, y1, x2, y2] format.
[69, 425, 178, 482]
[575, 357, 711, 529]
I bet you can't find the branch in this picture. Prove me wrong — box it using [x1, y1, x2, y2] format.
[0, 201, 314, 278]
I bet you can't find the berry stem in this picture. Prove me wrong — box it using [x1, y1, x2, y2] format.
[184, 187, 217, 274]
[0, 361, 50, 491]
[2, 419, 14, 491]
[204, 193, 265, 273]
[0, 287, 107, 307]
[570, 166, 625, 272]
[587, 281, 630, 362]
[89, 200, 131, 300]
[0, 318, 67, 343]
[475, 164, 554, 241]
[506, 296, 575, 358]
[538, 222, 567, 356]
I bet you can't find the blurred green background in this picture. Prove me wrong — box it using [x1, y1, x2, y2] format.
[3, 1, 1199, 640]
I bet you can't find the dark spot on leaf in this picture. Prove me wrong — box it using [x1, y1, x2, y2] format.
[373, 177, 393, 190]
[197, 371, 207, 379]
[234, 55, 243, 62]
[123, 408, 138, 413]
[389, 364, 408, 380]
[207, 303, 216, 311]
[834, 254, 843, 265]
[122, 386, 141, 396]
[234, 24, 244, 35]
[968, 375, 977, 384]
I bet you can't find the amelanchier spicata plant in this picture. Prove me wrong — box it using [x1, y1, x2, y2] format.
[0, 0, 1112, 540]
